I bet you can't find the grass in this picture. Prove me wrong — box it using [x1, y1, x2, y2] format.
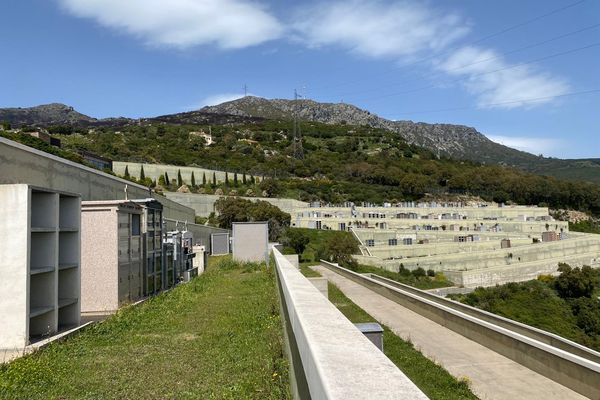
[353, 264, 454, 290]
[0, 256, 291, 400]
[328, 283, 477, 400]
[448, 279, 600, 351]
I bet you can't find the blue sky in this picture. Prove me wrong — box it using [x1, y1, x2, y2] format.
[1, 0, 599, 159]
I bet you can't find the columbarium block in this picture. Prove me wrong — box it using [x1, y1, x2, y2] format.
[81, 200, 143, 314]
[0, 184, 81, 350]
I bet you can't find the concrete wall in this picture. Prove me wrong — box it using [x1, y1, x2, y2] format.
[0, 137, 195, 222]
[165, 192, 309, 217]
[232, 222, 269, 264]
[113, 161, 259, 185]
[273, 249, 428, 400]
[356, 235, 600, 272]
[319, 261, 600, 399]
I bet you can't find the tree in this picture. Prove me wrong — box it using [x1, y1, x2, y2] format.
[191, 171, 196, 187]
[164, 171, 170, 185]
[234, 172, 238, 187]
[554, 263, 596, 299]
[214, 197, 291, 241]
[259, 178, 282, 197]
[158, 175, 166, 186]
[124, 166, 130, 179]
[282, 229, 310, 255]
[202, 172, 207, 186]
[140, 165, 145, 181]
[212, 172, 217, 188]
[242, 173, 247, 185]
[177, 169, 183, 187]
[1, 121, 11, 130]
[225, 172, 230, 186]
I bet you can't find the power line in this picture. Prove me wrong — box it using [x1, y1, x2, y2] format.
[311, 0, 587, 92]
[358, 41, 600, 102]
[389, 89, 600, 116]
[329, 22, 600, 99]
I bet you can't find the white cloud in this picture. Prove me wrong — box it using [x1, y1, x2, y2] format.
[437, 46, 569, 109]
[184, 93, 250, 110]
[58, 0, 283, 49]
[292, 0, 469, 59]
[488, 134, 563, 156]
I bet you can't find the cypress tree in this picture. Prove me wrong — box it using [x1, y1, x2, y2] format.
[177, 169, 183, 186]
[225, 172, 229, 186]
[164, 171, 170, 185]
[191, 171, 196, 187]
[202, 172, 207, 186]
[124, 166, 130, 178]
[140, 165, 145, 181]
[242, 173, 247, 185]
[233, 172, 238, 187]
[212, 172, 216, 187]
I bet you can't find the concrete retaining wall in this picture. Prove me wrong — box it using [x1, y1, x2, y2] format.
[273, 249, 428, 400]
[165, 192, 308, 217]
[0, 137, 195, 222]
[113, 161, 260, 185]
[319, 261, 600, 399]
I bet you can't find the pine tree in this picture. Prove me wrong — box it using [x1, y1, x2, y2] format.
[140, 165, 145, 181]
[177, 169, 183, 187]
[242, 173, 247, 185]
[191, 171, 196, 187]
[203, 172, 207, 186]
[124, 166, 130, 179]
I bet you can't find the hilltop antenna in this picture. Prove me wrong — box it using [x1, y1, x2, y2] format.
[243, 84, 248, 97]
[293, 89, 304, 159]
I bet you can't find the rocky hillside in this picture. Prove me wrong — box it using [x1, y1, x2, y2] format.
[0, 103, 99, 126]
[201, 96, 599, 183]
[201, 96, 526, 163]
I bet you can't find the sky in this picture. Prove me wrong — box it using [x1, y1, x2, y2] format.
[1, 0, 599, 159]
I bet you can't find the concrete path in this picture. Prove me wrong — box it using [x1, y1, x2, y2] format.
[313, 265, 588, 400]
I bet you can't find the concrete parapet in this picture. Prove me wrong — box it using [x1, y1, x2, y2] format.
[319, 261, 600, 399]
[307, 277, 328, 298]
[273, 249, 428, 400]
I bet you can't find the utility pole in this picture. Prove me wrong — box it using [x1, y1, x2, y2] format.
[293, 89, 304, 160]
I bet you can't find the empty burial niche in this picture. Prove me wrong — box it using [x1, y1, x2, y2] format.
[354, 322, 384, 351]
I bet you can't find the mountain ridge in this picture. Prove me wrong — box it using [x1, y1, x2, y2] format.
[1, 98, 598, 184]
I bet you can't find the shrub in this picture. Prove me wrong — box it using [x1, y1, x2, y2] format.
[427, 269, 435, 277]
[412, 267, 426, 278]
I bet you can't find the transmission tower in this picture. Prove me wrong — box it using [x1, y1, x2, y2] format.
[292, 89, 304, 159]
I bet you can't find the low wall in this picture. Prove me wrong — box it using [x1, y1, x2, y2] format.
[273, 249, 428, 400]
[319, 261, 600, 399]
[0, 137, 195, 222]
[165, 192, 308, 217]
[113, 161, 260, 185]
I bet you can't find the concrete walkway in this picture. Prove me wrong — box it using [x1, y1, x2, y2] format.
[313, 266, 588, 400]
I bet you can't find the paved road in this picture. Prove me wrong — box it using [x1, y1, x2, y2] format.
[313, 265, 588, 400]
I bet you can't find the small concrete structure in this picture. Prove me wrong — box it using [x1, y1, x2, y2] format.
[192, 245, 207, 274]
[210, 232, 230, 255]
[232, 222, 269, 264]
[307, 277, 328, 298]
[81, 200, 144, 315]
[0, 184, 81, 351]
[354, 322, 384, 351]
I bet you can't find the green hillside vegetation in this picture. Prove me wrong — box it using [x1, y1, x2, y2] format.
[449, 264, 600, 351]
[55, 120, 600, 216]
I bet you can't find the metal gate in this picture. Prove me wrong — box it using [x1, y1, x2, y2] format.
[211, 233, 230, 255]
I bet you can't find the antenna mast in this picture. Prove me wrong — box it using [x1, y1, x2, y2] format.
[293, 89, 304, 159]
